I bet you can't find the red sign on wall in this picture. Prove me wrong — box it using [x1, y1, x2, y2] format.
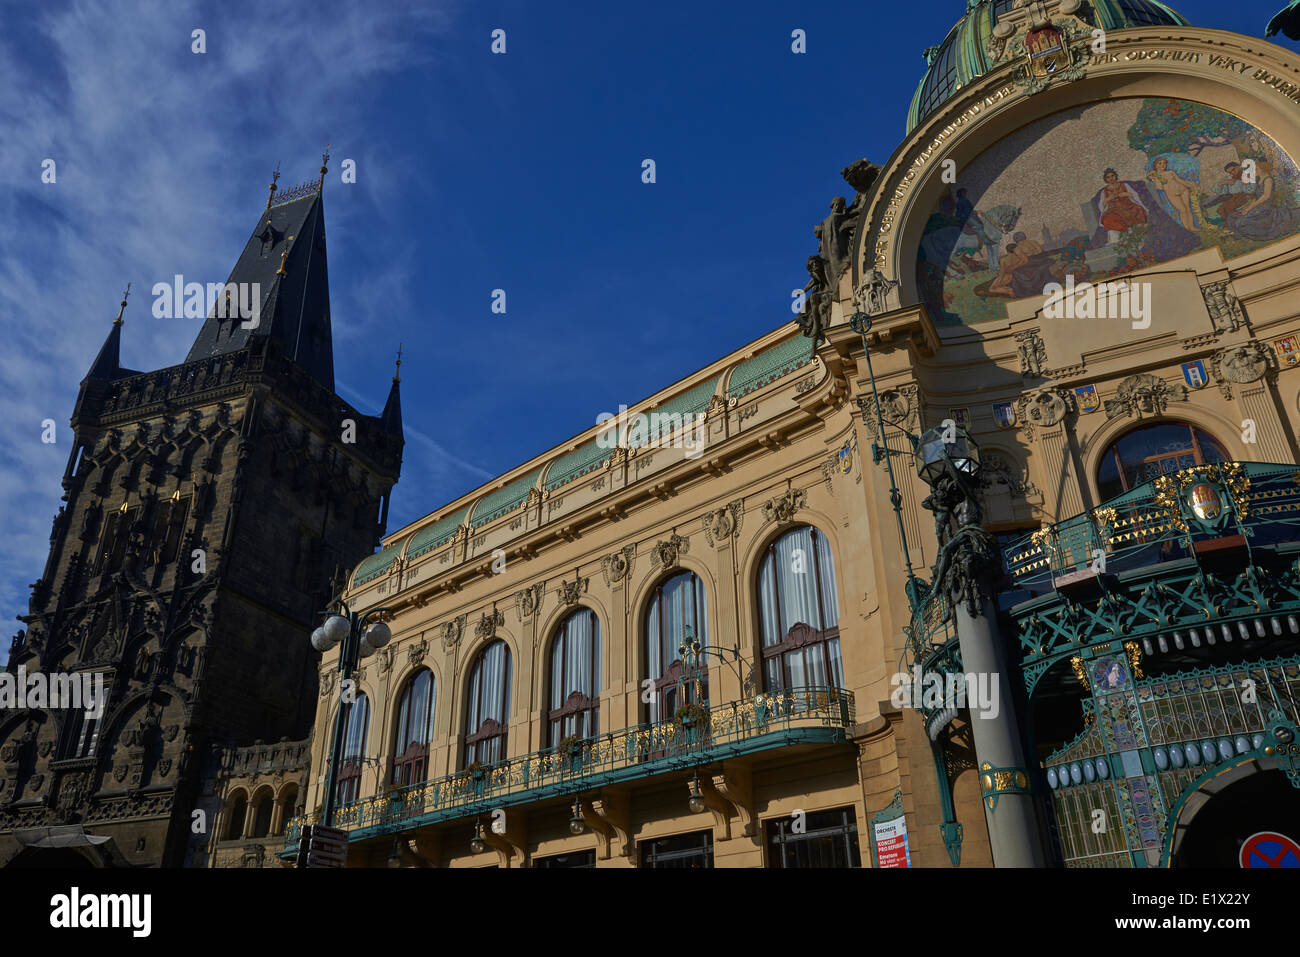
[873, 815, 912, 868]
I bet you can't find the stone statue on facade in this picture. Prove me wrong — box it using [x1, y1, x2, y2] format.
[815, 196, 855, 286]
[799, 255, 833, 349]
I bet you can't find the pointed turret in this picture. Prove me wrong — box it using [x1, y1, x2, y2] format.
[184, 154, 336, 390]
[84, 285, 134, 382]
[381, 345, 403, 436]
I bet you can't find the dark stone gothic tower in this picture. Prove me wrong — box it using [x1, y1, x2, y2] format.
[0, 168, 402, 867]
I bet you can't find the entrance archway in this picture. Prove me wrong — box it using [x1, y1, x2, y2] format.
[1168, 765, 1300, 867]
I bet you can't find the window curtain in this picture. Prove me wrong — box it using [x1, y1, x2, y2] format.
[762, 528, 844, 695]
[551, 611, 600, 738]
[468, 641, 511, 763]
[646, 572, 708, 722]
[775, 527, 820, 635]
[343, 694, 369, 762]
[762, 528, 841, 644]
[814, 529, 841, 630]
[396, 671, 434, 751]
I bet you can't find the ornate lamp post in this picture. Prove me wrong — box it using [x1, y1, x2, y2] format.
[915, 423, 1047, 867]
[678, 624, 749, 698]
[568, 796, 587, 835]
[311, 599, 392, 829]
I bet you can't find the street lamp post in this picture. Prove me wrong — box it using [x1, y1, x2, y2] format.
[311, 599, 393, 829]
[678, 625, 749, 698]
[915, 424, 1047, 867]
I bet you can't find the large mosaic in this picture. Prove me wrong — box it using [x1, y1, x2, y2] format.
[916, 97, 1300, 325]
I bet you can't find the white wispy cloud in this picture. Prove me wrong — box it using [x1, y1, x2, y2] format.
[0, 0, 460, 650]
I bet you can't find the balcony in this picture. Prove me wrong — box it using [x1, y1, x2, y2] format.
[903, 461, 1300, 726]
[1002, 461, 1300, 593]
[284, 686, 854, 852]
[1001, 461, 1300, 695]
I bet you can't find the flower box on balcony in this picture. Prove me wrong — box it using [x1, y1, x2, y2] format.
[673, 704, 711, 746]
[547, 735, 583, 774]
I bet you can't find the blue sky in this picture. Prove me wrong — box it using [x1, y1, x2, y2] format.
[0, 0, 1287, 655]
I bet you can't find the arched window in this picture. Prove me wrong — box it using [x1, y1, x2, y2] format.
[758, 526, 843, 692]
[1096, 421, 1229, 501]
[274, 784, 298, 836]
[223, 792, 247, 841]
[465, 640, 511, 766]
[549, 609, 601, 744]
[336, 693, 369, 807]
[645, 570, 709, 723]
[61, 696, 103, 759]
[392, 670, 436, 787]
[250, 789, 273, 838]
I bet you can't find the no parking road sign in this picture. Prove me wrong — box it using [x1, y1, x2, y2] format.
[1240, 831, 1300, 868]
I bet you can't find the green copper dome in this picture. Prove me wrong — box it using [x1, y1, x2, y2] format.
[906, 0, 1189, 133]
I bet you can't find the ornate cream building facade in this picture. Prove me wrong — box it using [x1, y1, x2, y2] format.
[275, 1, 1300, 868]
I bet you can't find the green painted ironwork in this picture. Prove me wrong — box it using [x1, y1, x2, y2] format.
[1156, 709, 1300, 866]
[1000, 462, 1300, 698]
[1003, 461, 1300, 589]
[900, 579, 965, 739]
[283, 686, 854, 852]
[978, 762, 1033, 812]
[930, 739, 964, 866]
[1042, 654, 1300, 867]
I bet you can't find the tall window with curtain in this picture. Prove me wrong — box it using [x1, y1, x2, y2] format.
[549, 608, 601, 744]
[392, 669, 436, 787]
[758, 526, 843, 692]
[465, 640, 511, 766]
[645, 570, 709, 723]
[337, 693, 369, 806]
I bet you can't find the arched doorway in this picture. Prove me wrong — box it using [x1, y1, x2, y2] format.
[1171, 767, 1300, 867]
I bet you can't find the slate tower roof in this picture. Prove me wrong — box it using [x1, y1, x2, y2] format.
[184, 183, 335, 391]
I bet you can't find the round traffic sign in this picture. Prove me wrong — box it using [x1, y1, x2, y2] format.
[1240, 831, 1300, 868]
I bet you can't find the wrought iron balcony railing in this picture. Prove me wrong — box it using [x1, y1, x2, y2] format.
[284, 686, 854, 848]
[1002, 462, 1300, 593]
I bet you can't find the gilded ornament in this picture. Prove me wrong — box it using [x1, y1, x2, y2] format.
[1123, 640, 1144, 680]
[1070, 656, 1090, 692]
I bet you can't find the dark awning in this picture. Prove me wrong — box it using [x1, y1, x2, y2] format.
[13, 825, 111, 849]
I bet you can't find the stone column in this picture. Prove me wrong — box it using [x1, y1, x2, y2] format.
[1039, 427, 1086, 518]
[1239, 384, 1292, 462]
[242, 800, 256, 841]
[951, 590, 1047, 867]
[929, 466, 1047, 868]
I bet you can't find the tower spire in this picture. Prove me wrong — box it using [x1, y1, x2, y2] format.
[318, 144, 330, 193]
[86, 283, 130, 381]
[265, 161, 281, 223]
[113, 282, 130, 326]
[382, 343, 403, 436]
[185, 161, 336, 390]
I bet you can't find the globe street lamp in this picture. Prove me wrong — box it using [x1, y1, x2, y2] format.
[311, 598, 392, 829]
[568, 797, 586, 835]
[470, 818, 487, 854]
[916, 423, 981, 488]
[687, 769, 706, 814]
